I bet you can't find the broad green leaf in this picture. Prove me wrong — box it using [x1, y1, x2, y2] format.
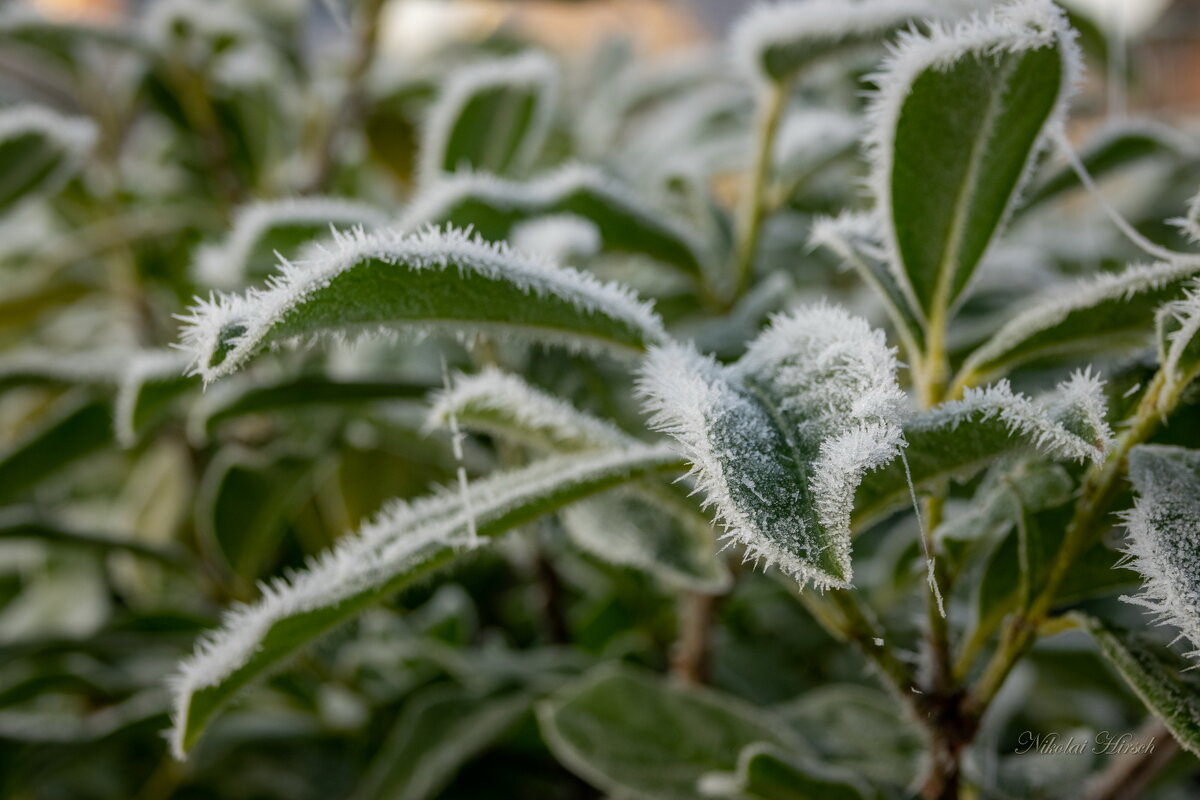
[702, 743, 870, 800]
[176, 226, 667, 383]
[350, 685, 533, 800]
[1156, 283, 1200, 411]
[731, 0, 938, 85]
[430, 368, 729, 591]
[0, 105, 95, 213]
[1120, 445, 1200, 660]
[0, 394, 112, 505]
[115, 351, 195, 448]
[419, 51, 557, 182]
[868, 0, 1078, 320]
[1081, 614, 1200, 756]
[196, 447, 313, 581]
[936, 460, 1073, 548]
[855, 373, 1111, 526]
[537, 664, 804, 800]
[640, 305, 905, 588]
[1025, 118, 1199, 210]
[960, 259, 1200, 384]
[169, 443, 683, 757]
[188, 374, 429, 443]
[399, 166, 707, 278]
[0, 508, 185, 566]
[194, 197, 386, 287]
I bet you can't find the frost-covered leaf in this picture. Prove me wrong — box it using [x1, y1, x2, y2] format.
[1025, 118, 1200, 210]
[868, 0, 1079, 320]
[176, 226, 667, 384]
[1121, 445, 1200, 661]
[639, 304, 906, 589]
[537, 664, 804, 800]
[1082, 614, 1200, 757]
[194, 197, 386, 287]
[115, 350, 195, 448]
[1171, 185, 1200, 245]
[350, 684, 533, 800]
[188, 374, 429, 443]
[0, 105, 96, 212]
[772, 109, 862, 202]
[429, 369, 728, 591]
[399, 167, 707, 278]
[1155, 283, 1200, 411]
[0, 393, 112, 505]
[855, 373, 1111, 526]
[701, 742, 870, 800]
[959, 259, 1200, 384]
[169, 443, 682, 757]
[420, 51, 557, 183]
[731, 0, 938, 85]
[0, 349, 124, 393]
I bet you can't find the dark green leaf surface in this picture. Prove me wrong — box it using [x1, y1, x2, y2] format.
[0, 394, 112, 505]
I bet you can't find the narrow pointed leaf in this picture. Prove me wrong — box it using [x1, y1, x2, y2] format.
[400, 167, 706, 278]
[176, 226, 667, 383]
[640, 304, 905, 588]
[420, 51, 557, 182]
[855, 373, 1111, 526]
[960, 259, 1200, 383]
[868, 0, 1079, 318]
[169, 443, 682, 758]
[537, 665, 804, 800]
[1081, 614, 1200, 756]
[0, 105, 95, 212]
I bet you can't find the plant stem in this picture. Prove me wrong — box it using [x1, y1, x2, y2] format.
[964, 369, 1171, 720]
[671, 590, 721, 685]
[732, 80, 790, 301]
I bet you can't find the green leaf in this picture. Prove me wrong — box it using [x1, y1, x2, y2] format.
[115, 351, 195, 448]
[0, 105, 95, 213]
[169, 443, 683, 758]
[537, 664, 804, 800]
[0, 393, 112, 505]
[195, 447, 313, 580]
[960, 259, 1200, 384]
[176, 226, 667, 383]
[1081, 614, 1200, 756]
[1156, 283, 1200, 411]
[855, 373, 1111, 527]
[420, 51, 557, 182]
[400, 166, 707, 278]
[350, 685, 533, 800]
[704, 743, 870, 800]
[1025, 119, 1199, 210]
[868, 0, 1078, 321]
[194, 197, 386, 287]
[188, 374, 429, 443]
[731, 0, 938, 85]
[640, 305, 905, 588]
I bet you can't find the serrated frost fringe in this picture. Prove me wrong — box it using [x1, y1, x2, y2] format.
[175, 225, 667, 384]
[194, 197, 387, 287]
[1158, 280, 1200, 404]
[167, 443, 675, 758]
[1120, 446, 1200, 662]
[419, 51, 558, 184]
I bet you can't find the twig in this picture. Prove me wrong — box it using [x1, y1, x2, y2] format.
[671, 590, 722, 685]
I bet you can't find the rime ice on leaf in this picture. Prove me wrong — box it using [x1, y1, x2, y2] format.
[639, 304, 906, 589]
[866, 0, 1081, 321]
[194, 197, 386, 287]
[176, 226, 667, 384]
[1156, 281, 1200, 409]
[0, 105, 96, 212]
[420, 51, 557, 183]
[731, 0, 939, 85]
[169, 443, 682, 758]
[1122, 445, 1200, 661]
[1170, 187, 1200, 246]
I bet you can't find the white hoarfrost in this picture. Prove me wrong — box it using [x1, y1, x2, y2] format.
[194, 197, 387, 287]
[428, 367, 633, 452]
[639, 304, 906, 589]
[1157, 280, 1200, 408]
[175, 226, 667, 384]
[115, 350, 191, 448]
[0, 105, 97, 200]
[730, 0, 940, 84]
[864, 0, 1081, 306]
[168, 442, 677, 758]
[1121, 445, 1200, 662]
[1170, 187, 1200, 246]
[509, 215, 601, 263]
[419, 50, 558, 183]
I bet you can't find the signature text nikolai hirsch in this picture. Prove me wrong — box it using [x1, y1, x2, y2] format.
[1014, 730, 1157, 756]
